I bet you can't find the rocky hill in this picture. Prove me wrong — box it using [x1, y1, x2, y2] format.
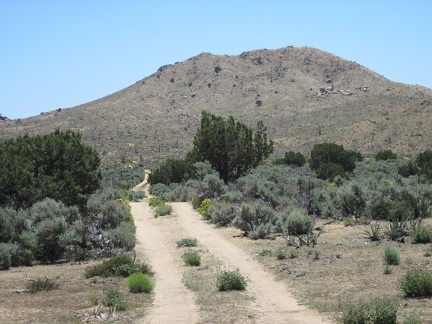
[2, 46, 432, 166]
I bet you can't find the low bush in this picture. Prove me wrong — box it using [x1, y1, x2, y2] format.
[384, 265, 393, 275]
[108, 222, 136, 250]
[197, 199, 212, 219]
[376, 150, 397, 161]
[114, 260, 153, 277]
[155, 204, 173, 216]
[259, 249, 272, 256]
[85, 255, 133, 278]
[216, 269, 247, 291]
[102, 286, 128, 311]
[383, 246, 401, 265]
[149, 196, 168, 207]
[183, 250, 201, 266]
[276, 249, 287, 260]
[176, 238, 197, 247]
[27, 277, 59, 294]
[343, 217, 355, 226]
[289, 250, 299, 259]
[284, 151, 306, 167]
[411, 225, 432, 244]
[126, 273, 155, 293]
[339, 297, 398, 324]
[208, 202, 239, 227]
[399, 268, 432, 298]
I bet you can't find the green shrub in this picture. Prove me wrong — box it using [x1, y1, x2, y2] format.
[339, 297, 398, 324]
[316, 162, 348, 181]
[399, 268, 432, 298]
[155, 204, 173, 216]
[411, 225, 432, 244]
[176, 238, 197, 247]
[248, 223, 272, 240]
[383, 246, 401, 265]
[126, 273, 155, 293]
[376, 150, 397, 161]
[288, 250, 299, 259]
[114, 260, 153, 277]
[384, 265, 393, 275]
[85, 255, 133, 278]
[34, 218, 67, 264]
[197, 199, 212, 219]
[259, 249, 273, 256]
[216, 270, 247, 291]
[310, 142, 357, 173]
[27, 277, 59, 294]
[148, 159, 191, 185]
[183, 250, 201, 267]
[284, 151, 306, 167]
[149, 196, 168, 207]
[276, 249, 287, 260]
[102, 286, 128, 311]
[343, 217, 355, 226]
[339, 300, 369, 324]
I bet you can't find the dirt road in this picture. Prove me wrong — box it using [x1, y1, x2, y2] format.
[132, 177, 327, 323]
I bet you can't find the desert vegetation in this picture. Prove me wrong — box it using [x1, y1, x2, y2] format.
[0, 129, 145, 268]
[2, 106, 432, 321]
[147, 112, 432, 322]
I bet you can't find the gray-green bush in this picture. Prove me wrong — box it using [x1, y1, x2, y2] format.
[233, 202, 275, 239]
[383, 246, 401, 265]
[155, 204, 173, 216]
[108, 222, 136, 250]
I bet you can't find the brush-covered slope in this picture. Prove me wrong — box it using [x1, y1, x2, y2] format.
[2, 46, 432, 166]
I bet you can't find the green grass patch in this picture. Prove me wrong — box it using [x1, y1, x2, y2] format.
[126, 273, 155, 293]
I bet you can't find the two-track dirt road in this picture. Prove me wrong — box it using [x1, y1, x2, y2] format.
[132, 176, 327, 323]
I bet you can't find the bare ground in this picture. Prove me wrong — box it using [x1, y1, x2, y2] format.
[132, 176, 328, 323]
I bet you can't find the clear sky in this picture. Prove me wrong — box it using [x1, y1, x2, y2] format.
[1, 1, 431, 120]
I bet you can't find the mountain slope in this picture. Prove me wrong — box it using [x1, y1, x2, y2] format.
[2, 46, 432, 166]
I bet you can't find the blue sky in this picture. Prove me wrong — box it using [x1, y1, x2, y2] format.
[1, 1, 431, 119]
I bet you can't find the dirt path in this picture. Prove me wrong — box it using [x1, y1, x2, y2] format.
[132, 177, 200, 323]
[132, 175, 328, 323]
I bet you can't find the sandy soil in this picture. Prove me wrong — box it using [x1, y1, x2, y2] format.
[132, 175, 328, 323]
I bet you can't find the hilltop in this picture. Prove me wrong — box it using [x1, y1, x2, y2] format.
[2, 46, 432, 166]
